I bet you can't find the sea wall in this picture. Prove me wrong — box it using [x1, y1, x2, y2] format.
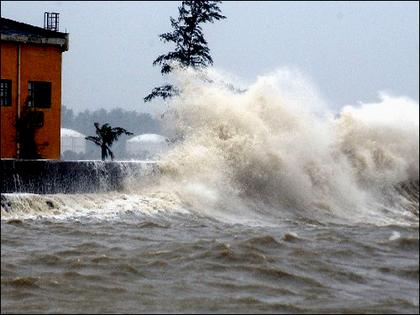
[1, 159, 158, 194]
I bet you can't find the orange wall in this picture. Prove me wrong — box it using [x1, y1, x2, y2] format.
[0, 42, 18, 158]
[1, 41, 63, 159]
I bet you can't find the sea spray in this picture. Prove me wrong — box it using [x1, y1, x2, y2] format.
[1, 191, 188, 221]
[1, 67, 418, 226]
[153, 67, 419, 225]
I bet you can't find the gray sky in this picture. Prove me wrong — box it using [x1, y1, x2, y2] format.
[1, 1, 418, 114]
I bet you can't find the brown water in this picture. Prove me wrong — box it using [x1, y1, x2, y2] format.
[1, 189, 418, 314]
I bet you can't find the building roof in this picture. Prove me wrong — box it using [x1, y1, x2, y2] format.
[61, 128, 86, 138]
[0, 17, 69, 51]
[127, 134, 168, 144]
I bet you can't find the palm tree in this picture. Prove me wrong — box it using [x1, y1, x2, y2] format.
[86, 122, 133, 161]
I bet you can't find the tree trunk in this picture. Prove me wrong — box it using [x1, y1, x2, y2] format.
[101, 145, 107, 161]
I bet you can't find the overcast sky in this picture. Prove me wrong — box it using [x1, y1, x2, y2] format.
[1, 1, 419, 114]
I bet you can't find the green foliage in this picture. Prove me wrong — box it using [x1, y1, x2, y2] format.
[145, 0, 226, 102]
[144, 85, 179, 103]
[85, 123, 133, 161]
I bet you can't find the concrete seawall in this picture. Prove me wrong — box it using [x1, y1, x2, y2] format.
[1, 159, 158, 194]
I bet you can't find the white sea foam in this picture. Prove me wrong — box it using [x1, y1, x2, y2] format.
[152, 66, 419, 225]
[1, 192, 188, 221]
[389, 231, 401, 241]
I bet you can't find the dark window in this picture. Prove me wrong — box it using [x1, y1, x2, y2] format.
[0, 80, 12, 106]
[28, 81, 51, 108]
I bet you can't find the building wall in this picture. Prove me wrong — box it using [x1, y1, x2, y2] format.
[0, 42, 18, 158]
[1, 41, 62, 159]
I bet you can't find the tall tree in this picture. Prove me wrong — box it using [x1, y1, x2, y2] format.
[85, 123, 133, 161]
[144, 0, 226, 102]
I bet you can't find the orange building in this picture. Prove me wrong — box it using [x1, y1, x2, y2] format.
[1, 15, 69, 159]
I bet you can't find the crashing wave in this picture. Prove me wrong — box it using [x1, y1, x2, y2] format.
[2, 68, 418, 226]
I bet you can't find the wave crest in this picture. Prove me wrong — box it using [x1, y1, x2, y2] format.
[154, 67, 419, 225]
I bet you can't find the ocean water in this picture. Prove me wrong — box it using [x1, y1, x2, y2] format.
[1, 68, 419, 313]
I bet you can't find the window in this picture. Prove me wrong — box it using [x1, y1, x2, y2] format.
[28, 81, 51, 108]
[0, 80, 12, 106]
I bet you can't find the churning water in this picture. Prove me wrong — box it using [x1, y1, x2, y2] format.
[1, 68, 419, 313]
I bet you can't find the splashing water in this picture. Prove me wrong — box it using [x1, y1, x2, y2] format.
[1, 67, 418, 226]
[147, 67, 419, 226]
